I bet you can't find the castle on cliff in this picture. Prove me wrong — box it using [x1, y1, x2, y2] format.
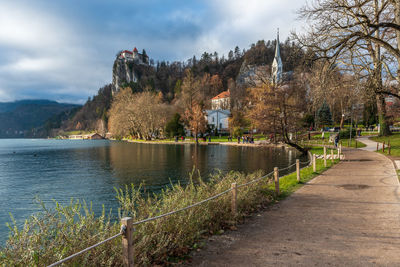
[118, 47, 149, 65]
[112, 47, 150, 93]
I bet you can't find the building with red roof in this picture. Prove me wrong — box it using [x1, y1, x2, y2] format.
[119, 47, 148, 65]
[211, 90, 230, 110]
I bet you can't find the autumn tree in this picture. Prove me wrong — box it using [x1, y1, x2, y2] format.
[177, 70, 208, 143]
[246, 76, 308, 153]
[108, 88, 172, 139]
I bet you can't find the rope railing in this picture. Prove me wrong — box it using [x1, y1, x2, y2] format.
[47, 149, 334, 267]
[47, 229, 124, 267]
[132, 187, 233, 226]
[236, 170, 275, 189]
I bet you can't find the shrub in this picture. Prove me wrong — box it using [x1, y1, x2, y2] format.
[0, 199, 121, 266]
[1, 170, 272, 266]
[339, 128, 356, 139]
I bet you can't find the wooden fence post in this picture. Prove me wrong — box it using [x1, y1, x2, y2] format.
[274, 167, 279, 196]
[296, 159, 300, 182]
[331, 149, 334, 164]
[377, 142, 379, 151]
[231, 183, 237, 218]
[313, 154, 316, 173]
[121, 217, 134, 267]
[323, 146, 327, 167]
[383, 141, 385, 153]
[389, 142, 391, 155]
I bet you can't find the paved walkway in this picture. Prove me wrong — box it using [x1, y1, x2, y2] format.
[187, 145, 400, 266]
[358, 136, 380, 152]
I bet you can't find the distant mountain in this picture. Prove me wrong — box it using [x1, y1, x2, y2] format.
[0, 100, 81, 138]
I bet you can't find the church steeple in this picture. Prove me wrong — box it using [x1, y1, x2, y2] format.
[271, 29, 283, 85]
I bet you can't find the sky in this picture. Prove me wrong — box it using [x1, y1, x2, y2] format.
[0, 0, 306, 104]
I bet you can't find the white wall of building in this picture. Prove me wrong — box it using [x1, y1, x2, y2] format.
[206, 110, 230, 131]
[211, 98, 230, 110]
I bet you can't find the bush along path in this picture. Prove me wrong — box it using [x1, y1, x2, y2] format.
[186, 148, 400, 266]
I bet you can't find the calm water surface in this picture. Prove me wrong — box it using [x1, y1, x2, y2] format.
[0, 139, 306, 244]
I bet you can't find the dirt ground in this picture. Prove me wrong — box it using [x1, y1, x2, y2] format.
[183, 148, 400, 266]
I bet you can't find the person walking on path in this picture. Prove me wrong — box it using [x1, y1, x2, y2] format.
[334, 134, 339, 147]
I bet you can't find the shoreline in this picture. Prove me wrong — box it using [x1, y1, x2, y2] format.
[124, 139, 290, 148]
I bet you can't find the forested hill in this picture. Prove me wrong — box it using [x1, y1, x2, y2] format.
[0, 100, 80, 138]
[115, 38, 310, 98]
[62, 38, 311, 134]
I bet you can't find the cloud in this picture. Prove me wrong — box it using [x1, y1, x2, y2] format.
[0, 0, 307, 103]
[0, 1, 110, 103]
[197, 0, 305, 53]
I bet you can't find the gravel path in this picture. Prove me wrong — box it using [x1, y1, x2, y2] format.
[186, 148, 400, 266]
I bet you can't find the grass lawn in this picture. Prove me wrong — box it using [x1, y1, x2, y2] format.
[340, 139, 367, 148]
[370, 133, 400, 156]
[361, 131, 378, 136]
[308, 146, 338, 155]
[304, 138, 366, 148]
[269, 157, 339, 199]
[63, 130, 94, 136]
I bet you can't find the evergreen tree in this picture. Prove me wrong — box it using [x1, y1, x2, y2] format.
[165, 113, 185, 138]
[234, 46, 241, 59]
[142, 49, 148, 64]
[316, 101, 332, 127]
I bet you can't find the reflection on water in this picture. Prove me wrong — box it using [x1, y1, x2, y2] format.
[0, 139, 306, 244]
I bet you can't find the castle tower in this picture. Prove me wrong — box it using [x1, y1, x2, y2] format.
[271, 29, 283, 85]
[133, 47, 138, 59]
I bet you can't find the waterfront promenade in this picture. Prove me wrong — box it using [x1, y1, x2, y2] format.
[188, 139, 400, 266]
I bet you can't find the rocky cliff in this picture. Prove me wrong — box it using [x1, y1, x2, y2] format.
[112, 58, 139, 92]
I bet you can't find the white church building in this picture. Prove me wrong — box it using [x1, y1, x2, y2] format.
[205, 30, 284, 134]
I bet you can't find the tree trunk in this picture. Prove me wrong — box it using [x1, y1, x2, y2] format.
[286, 140, 308, 155]
[372, 0, 391, 136]
[395, 0, 400, 81]
[281, 121, 308, 155]
[340, 115, 344, 129]
[376, 94, 391, 136]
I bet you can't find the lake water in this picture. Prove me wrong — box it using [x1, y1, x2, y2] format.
[0, 139, 306, 244]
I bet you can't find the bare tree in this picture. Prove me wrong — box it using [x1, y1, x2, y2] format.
[295, 0, 400, 135]
[108, 88, 172, 139]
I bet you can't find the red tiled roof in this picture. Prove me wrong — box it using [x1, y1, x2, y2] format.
[133, 47, 138, 52]
[121, 50, 133, 54]
[211, 90, 230, 100]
